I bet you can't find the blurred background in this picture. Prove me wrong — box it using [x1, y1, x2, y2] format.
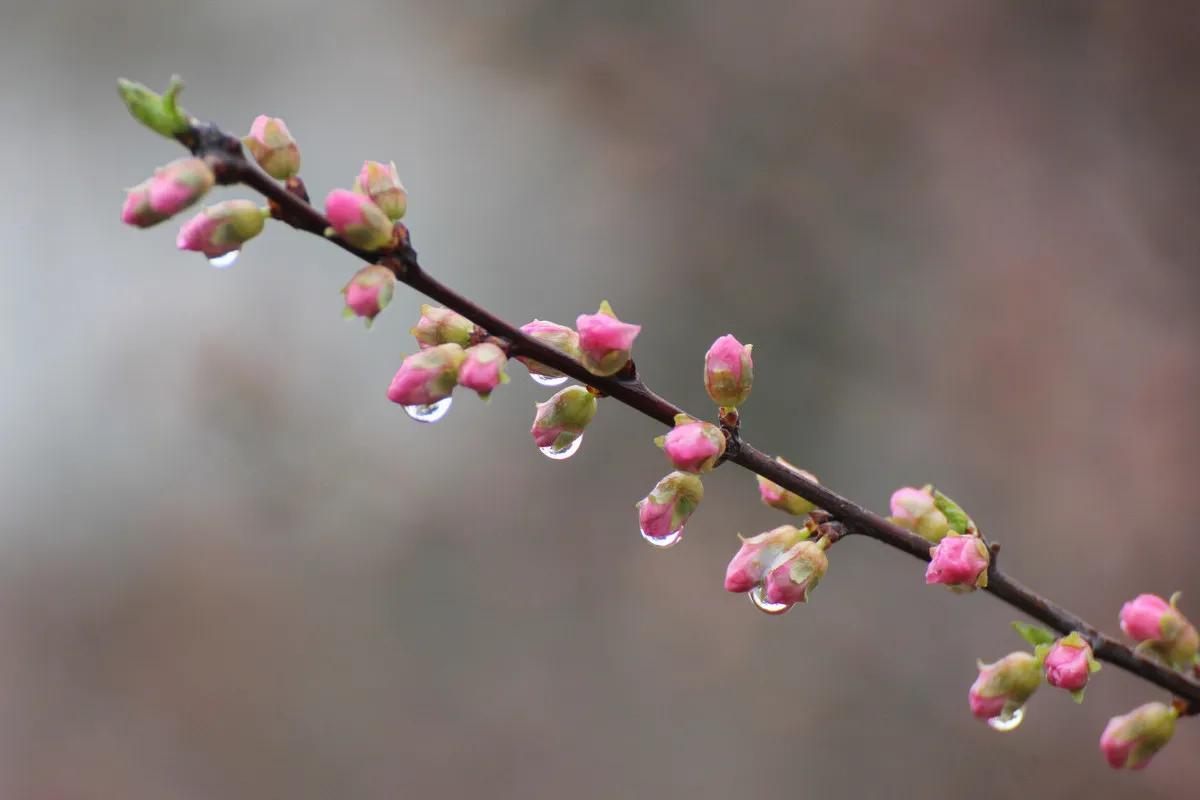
[2, 1, 1199, 797]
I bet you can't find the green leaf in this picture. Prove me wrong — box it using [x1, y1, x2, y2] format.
[933, 490, 972, 535]
[117, 75, 190, 139]
[1012, 621, 1058, 648]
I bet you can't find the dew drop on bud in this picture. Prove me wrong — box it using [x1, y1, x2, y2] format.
[208, 250, 240, 269]
[986, 707, 1024, 732]
[539, 434, 583, 460]
[403, 397, 453, 423]
[530, 373, 569, 387]
[640, 526, 683, 549]
[748, 585, 791, 615]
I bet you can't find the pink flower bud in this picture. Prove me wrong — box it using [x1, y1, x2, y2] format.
[243, 115, 301, 179]
[122, 157, 215, 227]
[1120, 592, 1199, 670]
[968, 652, 1041, 722]
[925, 533, 989, 593]
[354, 160, 408, 221]
[176, 199, 267, 258]
[763, 539, 829, 606]
[1100, 702, 1178, 770]
[516, 320, 582, 379]
[341, 265, 395, 327]
[324, 189, 396, 252]
[410, 304, 476, 349]
[704, 334, 754, 408]
[654, 414, 726, 474]
[1043, 632, 1099, 695]
[889, 486, 950, 543]
[386, 343, 465, 407]
[724, 524, 808, 593]
[530, 385, 597, 451]
[457, 343, 509, 399]
[575, 301, 641, 376]
[637, 471, 704, 541]
[756, 458, 818, 516]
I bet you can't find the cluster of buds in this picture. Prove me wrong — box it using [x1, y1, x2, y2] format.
[724, 523, 830, 611]
[1120, 593, 1199, 671]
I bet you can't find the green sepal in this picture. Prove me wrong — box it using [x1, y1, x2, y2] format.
[117, 76, 190, 138]
[1012, 621, 1058, 648]
[1070, 688, 1086, 704]
[933, 490, 973, 535]
[342, 307, 356, 319]
[653, 434, 666, 449]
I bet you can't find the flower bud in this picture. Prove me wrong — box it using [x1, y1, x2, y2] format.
[1043, 632, 1100, 697]
[354, 160, 407, 221]
[889, 486, 950, 543]
[122, 158, 215, 228]
[925, 533, 989, 593]
[516, 320, 581, 379]
[324, 189, 396, 252]
[1100, 702, 1178, 770]
[243, 115, 301, 179]
[457, 343, 509, 399]
[654, 414, 726, 474]
[410, 304, 476, 349]
[1119, 592, 1199, 670]
[704, 334, 754, 408]
[386, 343, 465, 407]
[763, 539, 829, 606]
[637, 471, 704, 540]
[968, 651, 1042, 722]
[176, 200, 267, 258]
[341, 265, 395, 327]
[530, 385, 597, 452]
[576, 301, 641, 376]
[756, 458, 818, 516]
[724, 524, 808, 593]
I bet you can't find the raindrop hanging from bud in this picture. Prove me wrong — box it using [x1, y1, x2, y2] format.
[640, 527, 683, 549]
[530, 373, 569, 387]
[208, 251, 240, 269]
[539, 434, 583, 460]
[748, 585, 791, 615]
[403, 397, 453, 424]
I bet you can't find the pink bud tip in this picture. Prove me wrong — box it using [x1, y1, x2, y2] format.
[244, 115, 301, 179]
[457, 343, 508, 398]
[575, 301, 640, 376]
[925, 534, 989, 592]
[324, 189, 395, 251]
[341, 265, 395, 325]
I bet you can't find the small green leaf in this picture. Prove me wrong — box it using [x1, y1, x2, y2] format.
[1012, 621, 1058, 647]
[117, 76, 190, 138]
[933, 490, 972, 534]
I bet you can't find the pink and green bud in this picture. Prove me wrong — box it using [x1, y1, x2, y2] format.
[1043, 632, 1100, 697]
[925, 533, 989, 593]
[457, 343, 509, 399]
[122, 157, 215, 227]
[968, 652, 1042, 722]
[516, 320, 581, 379]
[1120, 592, 1199, 670]
[1100, 702, 1178, 770]
[576, 300, 641, 376]
[243, 115, 300, 179]
[724, 524, 808, 593]
[889, 485, 951, 543]
[530, 385, 597, 451]
[324, 189, 396, 252]
[410, 304, 476, 349]
[176, 199, 267, 258]
[354, 160, 408, 221]
[637, 472, 704, 540]
[654, 414, 726, 474]
[756, 458, 818, 516]
[341, 265, 395, 327]
[704, 334, 754, 408]
[386, 343, 465, 407]
[763, 538, 829, 606]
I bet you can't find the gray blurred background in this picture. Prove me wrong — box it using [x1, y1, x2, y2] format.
[2, 1, 1199, 797]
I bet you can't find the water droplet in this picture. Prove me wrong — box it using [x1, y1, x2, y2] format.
[530, 373, 569, 387]
[539, 434, 583, 460]
[986, 706, 1024, 732]
[403, 397, 453, 423]
[640, 526, 683, 549]
[748, 585, 791, 615]
[208, 250, 240, 269]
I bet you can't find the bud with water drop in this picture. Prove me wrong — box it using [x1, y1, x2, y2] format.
[122, 157, 215, 228]
[762, 538, 829, 606]
[457, 342, 509, 399]
[704, 334, 754, 408]
[324, 189, 396, 251]
[756, 458, 818, 516]
[576, 300, 641, 376]
[516, 320, 581, 380]
[1100, 702, 1178, 770]
[1119, 592, 1199, 670]
[341, 265, 396, 327]
[354, 160, 407, 221]
[637, 471, 704, 542]
[243, 115, 301, 180]
[530, 385, 597, 453]
[724, 524, 809, 593]
[654, 414, 726, 474]
[386, 343, 465, 407]
[411, 304, 476, 349]
[1043, 632, 1101, 699]
[889, 485, 951, 543]
[968, 651, 1042, 724]
[176, 199, 267, 259]
[925, 533, 989, 593]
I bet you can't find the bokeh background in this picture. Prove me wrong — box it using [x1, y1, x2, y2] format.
[3, 1, 1199, 797]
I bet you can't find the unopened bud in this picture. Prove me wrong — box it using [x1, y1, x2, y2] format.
[1043, 632, 1100, 698]
[386, 343, 465, 407]
[243, 115, 301, 179]
[176, 200, 267, 258]
[122, 157, 215, 228]
[1119, 592, 1199, 670]
[516, 320, 581, 379]
[704, 334, 753, 408]
[724, 524, 808, 593]
[354, 160, 407, 221]
[637, 471, 704, 541]
[756, 458, 818, 516]
[925, 533, 989, 593]
[324, 189, 395, 252]
[889, 485, 950, 543]
[654, 414, 726, 474]
[1100, 702, 1178, 770]
[968, 651, 1042, 722]
[341, 265, 395, 327]
[763, 538, 829, 606]
[530, 385, 597, 452]
[457, 343, 509, 399]
[410, 304, 476, 349]
[576, 300, 640, 376]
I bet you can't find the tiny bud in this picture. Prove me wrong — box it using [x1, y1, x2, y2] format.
[341, 265, 396, 327]
[969, 651, 1042, 722]
[410, 304, 476, 349]
[925, 533, 989, 593]
[889, 485, 950, 543]
[637, 471, 704, 540]
[1100, 702, 1178, 770]
[763, 539, 829, 606]
[530, 385, 597, 452]
[354, 160, 408, 221]
[386, 343, 465, 407]
[123, 158, 216, 228]
[323, 189, 396, 251]
[176, 199, 267, 258]
[704, 334, 754, 408]
[457, 343, 509, 399]
[1119, 593, 1199, 670]
[724, 524, 808, 593]
[654, 414, 726, 474]
[576, 300, 641, 376]
[243, 115, 301, 179]
[756, 458, 818, 516]
[1043, 632, 1100, 697]
[516, 320, 582, 379]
